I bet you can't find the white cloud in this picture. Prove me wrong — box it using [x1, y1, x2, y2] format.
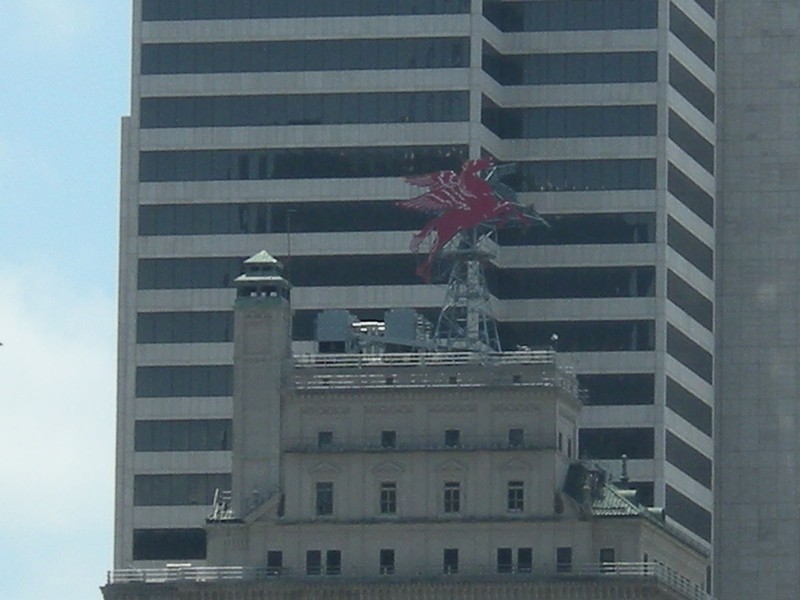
[0, 262, 116, 599]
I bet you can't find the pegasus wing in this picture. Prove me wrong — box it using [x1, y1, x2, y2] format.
[404, 170, 458, 189]
[398, 183, 475, 213]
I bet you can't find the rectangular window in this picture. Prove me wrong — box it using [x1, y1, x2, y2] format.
[667, 163, 714, 226]
[135, 419, 232, 451]
[133, 473, 230, 506]
[326, 550, 341, 576]
[443, 548, 459, 574]
[379, 549, 395, 575]
[507, 481, 524, 512]
[668, 270, 714, 332]
[670, 2, 715, 69]
[517, 548, 533, 573]
[497, 320, 655, 353]
[666, 377, 712, 437]
[444, 481, 461, 513]
[665, 485, 712, 541]
[267, 551, 283, 575]
[667, 323, 713, 384]
[497, 548, 513, 573]
[141, 38, 470, 75]
[579, 427, 655, 460]
[508, 428, 524, 447]
[306, 550, 322, 575]
[577, 374, 655, 406]
[669, 57, 715, 122]
[315, 482, 333, 516]
[317, 431, 333, 449]
[444, 429, 461, 447]
[140, 145, 467, 184]
[666, 432, 712, 488]
[380, 482, 397, 514]
[133, 528, 206, 561]
[381, 430, 397, 448]
[556, 547, 573, 573]
[600, 547, 616, 565]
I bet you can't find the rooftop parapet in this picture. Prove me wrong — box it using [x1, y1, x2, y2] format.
[291, 350, 579, 397]
[105, 562, 714, 600]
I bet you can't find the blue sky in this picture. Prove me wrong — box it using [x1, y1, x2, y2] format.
[0, 2, 131, 599]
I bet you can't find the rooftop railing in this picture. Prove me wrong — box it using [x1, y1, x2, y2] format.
[282, 436, 555, 453]
[107, 561, 712, 600]
[292, 351, 579, 396]
[293, 350, 561, 369]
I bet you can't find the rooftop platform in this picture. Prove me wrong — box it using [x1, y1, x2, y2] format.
[291, 350, 580, 397]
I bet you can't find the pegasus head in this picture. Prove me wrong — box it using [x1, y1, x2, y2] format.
[463, 157, 494, 176]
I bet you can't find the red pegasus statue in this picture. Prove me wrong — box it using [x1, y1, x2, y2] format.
[398, 157, 539, 281]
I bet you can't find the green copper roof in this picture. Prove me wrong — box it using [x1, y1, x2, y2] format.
[590, 484, 643, 517]
[244, 250, 282, 267]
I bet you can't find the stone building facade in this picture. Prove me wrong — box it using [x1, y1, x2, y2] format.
[104, 253, 711, 600]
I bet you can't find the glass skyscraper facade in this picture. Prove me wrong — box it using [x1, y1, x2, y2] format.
[117, 0, 715, 567]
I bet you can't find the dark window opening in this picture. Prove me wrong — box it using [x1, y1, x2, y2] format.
[142, 91, 469, 128]
[137, 311, 233, 343]
[380, 549, 395, 575]
[444, 481, 461, 513]
[483, 103, 657, 139]
[134, 473, 231, 506]
[445, 429, 461, 448]
[498, 320, 655, 353]
[142, 0, 471, 20]
[140, 145, 467, 183]
[668, 270, 713, 331]
[483, 45, 657, 86]
[380, 482, 397, 514]
[315, 482, 333, 516]
[508, 428, 524, 447]
[326, 550, 341, 576]
[666, 377, 712, 437]
[140, 204, 655, 244]
[669, 110, 714, 174]
[670, 57, 715, 122]
[666, 485, 712, 541]
[667, 323, 713, 383]
[306, 550, 322, 576]
[133, 529, 206, 561]
[507, 480, 524, 512]
[136, 365, 233, 398]
[670, 3, 715, 69]
[577, 374, 655, 406]
[579, 428, 655, 460]
[667, 163, 714, 226]
[600, 547, 616, 567]
[484, 0, 657, 32]
[556, 547, 573, 573]
[486, 265, 656, 300]
[443, 548, 459, 574]
[142, 38, 470, 75]
[666, 431, 712, 488]
[517, 548, 533, 573]
[135, 419, 232, 451]
[381, 430, 397, 448]
[497, 548, 513, 573]
[668, 217, 713, 279]
[317, 431, 333, 449]
[267, 551, 283, 575]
